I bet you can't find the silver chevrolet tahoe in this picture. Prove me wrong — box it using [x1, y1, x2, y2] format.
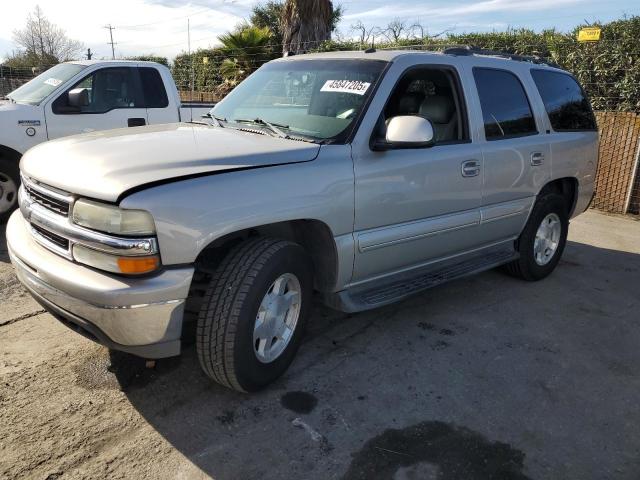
[7, 48, 598, 392]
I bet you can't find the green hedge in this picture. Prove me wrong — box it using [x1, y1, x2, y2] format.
[172, 16, 640, 111]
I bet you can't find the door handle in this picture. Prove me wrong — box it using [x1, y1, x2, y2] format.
[531, 152, 545, 166]
[461, 160, 481, 177]
[128, 118, 146, 127]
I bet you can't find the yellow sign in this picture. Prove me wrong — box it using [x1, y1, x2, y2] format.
[202, 57, 209, 64]
[578, 27, 601, 42]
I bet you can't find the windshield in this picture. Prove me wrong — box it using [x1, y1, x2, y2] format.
[211, 59, 387, 142]
[7, 63, 87, 105]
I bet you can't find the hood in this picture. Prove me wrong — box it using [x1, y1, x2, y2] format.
[20, 123, 321, 202]
[0, 100, 37, 123]
[0, 100, 33, 112]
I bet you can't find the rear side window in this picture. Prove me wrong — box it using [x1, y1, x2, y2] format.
[531, 70, 597, 131]
[473, 68, 537, 140]
[139, 67, 168, 108]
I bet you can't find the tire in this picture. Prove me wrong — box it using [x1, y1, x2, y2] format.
[196, 237, 313, 392]
[0, 157, 20, 224]
[503, 193, 569, 281]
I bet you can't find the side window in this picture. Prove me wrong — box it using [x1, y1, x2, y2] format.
[139, 67, 169, 108]
[531, 70, 597, 131]
[53, 67, 141, 114]
[473, 68, 537, 140]
[379, 67, 468, 144]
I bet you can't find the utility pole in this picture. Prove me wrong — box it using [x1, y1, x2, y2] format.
[104, 24, 116, 59]
[188, 18, 194, 100]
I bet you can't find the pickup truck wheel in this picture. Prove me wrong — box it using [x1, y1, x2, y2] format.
[503, 193, 568, 281]
[0, 158, 19, 223]
[196, 237, 313, 392]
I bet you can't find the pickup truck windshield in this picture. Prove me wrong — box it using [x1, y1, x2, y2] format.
[211, 59, 387, 142]
[7, 63, 87, 105]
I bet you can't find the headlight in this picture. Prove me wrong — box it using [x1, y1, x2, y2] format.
[73, 244, 160, 275]
[72, 199, 156, 236]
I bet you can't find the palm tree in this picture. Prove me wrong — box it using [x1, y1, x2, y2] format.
[217, 25, 273, 82]
[281, 0, 334, 56]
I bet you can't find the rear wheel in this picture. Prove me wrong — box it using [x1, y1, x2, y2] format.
[0, 158, 19, 224]
[196, 237, 313, 392]
[503, 193, 569, 281]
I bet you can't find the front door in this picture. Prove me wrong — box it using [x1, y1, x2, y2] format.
[350, 65, 484, 283]
[44, 66, 148, 140]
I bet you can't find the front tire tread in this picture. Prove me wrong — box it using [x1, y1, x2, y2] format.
[196, 237, 296, 392]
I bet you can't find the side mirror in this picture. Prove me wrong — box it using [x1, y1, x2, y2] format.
[68, 88, 89, 108]
[373, 115, 435, 150]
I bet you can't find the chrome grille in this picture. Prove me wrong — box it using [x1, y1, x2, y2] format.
[23, 178, 71, 217]
[32, 224, 70, 250]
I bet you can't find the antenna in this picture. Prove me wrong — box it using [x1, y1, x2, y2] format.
[104, 24, 116, 59]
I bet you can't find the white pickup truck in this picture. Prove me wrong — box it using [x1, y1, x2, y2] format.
[0, 60, 214, 221]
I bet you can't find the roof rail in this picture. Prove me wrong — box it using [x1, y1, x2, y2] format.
[443, 45, 560, 68]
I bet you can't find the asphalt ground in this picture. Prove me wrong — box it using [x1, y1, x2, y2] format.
[1, 209, 639, 480]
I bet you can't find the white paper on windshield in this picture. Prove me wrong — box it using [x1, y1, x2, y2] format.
[44, 78, 63, 87]
[320, 79, 371, 96]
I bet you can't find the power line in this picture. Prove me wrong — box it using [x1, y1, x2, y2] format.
[116, 7, 212, 30]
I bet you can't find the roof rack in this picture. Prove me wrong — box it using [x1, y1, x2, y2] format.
[443, 45, 560, 68]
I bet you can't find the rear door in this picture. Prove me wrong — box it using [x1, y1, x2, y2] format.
[139, 66, 179, 125]
[471, 66, 551, 243]
[529, 69, 599, 200]
[45, 66, 148, 139]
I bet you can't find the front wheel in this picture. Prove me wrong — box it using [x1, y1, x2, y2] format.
[196, 237, 313, 392]
[503, 193, 569, 281]
[0, 158, 20, 224]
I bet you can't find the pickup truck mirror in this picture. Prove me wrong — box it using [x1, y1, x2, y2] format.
[373, 115, 435, 151]
[68, 88, 90, 108]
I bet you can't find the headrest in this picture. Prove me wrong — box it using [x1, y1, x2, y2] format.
[419, 95, 455, 124]
[397, 93, 424, 115]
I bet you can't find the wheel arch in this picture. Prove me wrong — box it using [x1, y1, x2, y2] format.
[181, 219, 340, 343]
[0, 144, 23, 163]
[194, 219, 339, 293]
[538, 177, 579, 216]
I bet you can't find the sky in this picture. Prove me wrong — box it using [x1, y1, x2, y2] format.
[0, 0, 638, 62]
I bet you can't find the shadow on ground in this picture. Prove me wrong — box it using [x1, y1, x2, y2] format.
[0, 226, 8, 263]
[95, 240, 640, 479]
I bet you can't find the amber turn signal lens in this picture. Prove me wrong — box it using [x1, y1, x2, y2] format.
[117, 256, 160, 274]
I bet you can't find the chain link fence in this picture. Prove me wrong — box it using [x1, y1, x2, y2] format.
[594, 112, 640, 214]
[0, 65, 46, 97]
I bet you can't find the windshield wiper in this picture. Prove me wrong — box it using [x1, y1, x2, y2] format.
[234, 118, 290, 139]
[202, 112, 226, 128]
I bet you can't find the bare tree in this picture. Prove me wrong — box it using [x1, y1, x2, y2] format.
[409, 22, 428, 41]
[351, 20, 379, 47]
[13, 6, 83, 65]
[383, 19, 410, 43]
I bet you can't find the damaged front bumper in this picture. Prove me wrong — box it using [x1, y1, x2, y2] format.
[6, 210, 194, 358]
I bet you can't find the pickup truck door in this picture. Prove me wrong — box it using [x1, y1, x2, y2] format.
[470, 67, 551, 244]
[350, 63, 484, 284]
[138, 66, 182, 125]
[44, 66, 149, 140]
